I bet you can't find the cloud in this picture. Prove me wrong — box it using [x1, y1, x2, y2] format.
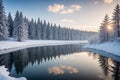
[61, 66, 79, 73]
[61, 19, 73, 23]
[71, 5, 81, 11]
[48, 4, 64, 13]
[48, 67, 64, 75]
[103, 0, 113, 4]
[48, 4, 81, 14]
[48, 65, 79, 75]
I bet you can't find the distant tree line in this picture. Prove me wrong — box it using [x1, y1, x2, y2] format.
[8, 11, 96, 41]
[0, 0, 97, 42]
[99, 4, 120, 43]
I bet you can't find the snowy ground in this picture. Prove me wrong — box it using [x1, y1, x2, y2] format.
[0, 39, 88, 55]
[84, 41, 120, 57]
[0, 66, 26, 80]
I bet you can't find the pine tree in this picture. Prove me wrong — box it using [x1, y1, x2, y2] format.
[62, 28, 66, 40]
[41, 20, 47, 40]
[7, 12, 13, 37]
[34, 20, 37, 39]
[55, 26, 59, 40]
[13, 11, 28, 41]
[28, 18, 36, 39]
[17, 12, 27, 41]
[53, 24, 58, 40]
[0, 0, 8, 40]
[48, 23, 53, 40]
[69, 28, 71, 40]
[112, 4, 120, 38]
[46, 22, 50, 40]
[58, 25, 62, 40]
[13, 11, 19, 39]
[36, 18, 41, 40]
[71, 29, 74, 40]
[24, 16, 28, 39]
[99, 14, 110, 43]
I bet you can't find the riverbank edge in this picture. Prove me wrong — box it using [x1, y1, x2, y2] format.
[0, 40, 88, 55]
[84, 41, 120, 58]
[84, 48, 120, 62]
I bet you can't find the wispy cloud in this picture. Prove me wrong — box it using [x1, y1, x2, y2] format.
[103, 0, 113, 4]
[48, 4, 81, 14]
[71, 5, 81, 11]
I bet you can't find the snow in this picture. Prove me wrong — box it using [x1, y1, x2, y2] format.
[0, 39, 88, 55]
[84, 41, 120, 57]
[0, 66, 26, 80]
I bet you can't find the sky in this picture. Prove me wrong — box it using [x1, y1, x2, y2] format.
[3, 0, 120, 32]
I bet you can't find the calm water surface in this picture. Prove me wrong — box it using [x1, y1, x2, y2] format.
[0, 44, 120, 80]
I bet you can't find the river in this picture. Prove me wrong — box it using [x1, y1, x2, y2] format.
[0, 44, 120, 80]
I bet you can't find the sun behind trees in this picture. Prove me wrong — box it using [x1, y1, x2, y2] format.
[99, 4, 120, 43]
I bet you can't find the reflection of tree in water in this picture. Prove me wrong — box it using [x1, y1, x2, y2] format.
[110, 60, 120, 80]
[98, 56, 109, 77]
[13, 49, 29, 74]
[0, 44, 83, 75]
[89, 52, 120, 80]
[0, 52, 13, 71]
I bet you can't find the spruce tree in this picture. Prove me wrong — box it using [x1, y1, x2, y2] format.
[17, 12, 27, 41]
[28, 18, 36, 39]
[0, 0, 8, 40]
[13, 11, 28, 41]
[42, 20, 47, 40]
[112, 4, 120, 38]
[7, 12, 13, 37]
[48, 23, 53, 40]
[58, 25, 62, 40]
[99, 14, 110, 43]
[13, 11, 19, 39]
[53, 24, 58, 40]
[24, 16, 28, 39]
[36, 18, 41, 40]
[46, 22, 50, 40]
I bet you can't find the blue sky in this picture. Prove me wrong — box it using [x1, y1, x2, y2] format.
[3, 0, 120, 31]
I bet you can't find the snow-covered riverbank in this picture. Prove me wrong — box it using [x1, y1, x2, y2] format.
[0, 66, 26, 80]
[84, 41, 120, 57]
[0, 40, 88, 55]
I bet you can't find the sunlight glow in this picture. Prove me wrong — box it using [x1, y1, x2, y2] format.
[107, 25, 112, 31]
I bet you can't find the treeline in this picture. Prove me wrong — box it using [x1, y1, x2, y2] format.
[8, 11, 83, 41]
[0, 0, 97, 42]
[8, 11, 97, 41]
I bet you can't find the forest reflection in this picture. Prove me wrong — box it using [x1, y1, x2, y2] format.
[0, 44, 83, 74]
